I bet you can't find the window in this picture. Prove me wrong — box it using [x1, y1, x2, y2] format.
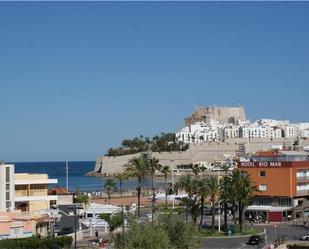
[6, 191, 10, 200]
[260, 171, 266, 177]
[259, 184, 267, 191]
[278, 197, 292, 206]
[6, 184, 10, 191]
[5, 167, 10, 182]
[252, 196, 271, 205]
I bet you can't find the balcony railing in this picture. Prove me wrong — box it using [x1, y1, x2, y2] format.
[15, 195, 58, 202]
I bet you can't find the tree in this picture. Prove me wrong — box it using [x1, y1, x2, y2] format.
[125, 154, 149, 217]
[196, 178, 209, 227]
[121, 223, 170, 249]
[180, 196, 200, 225]
[0, 236, 73, 249]
[230, 170, 257, 232]
[206, 175, 220, 231]
[106, 133, 189, 157]
[74, 189, 89, 204]
[177, 175, 197, 221]
[159, 213, 199, 249]
[219, 174, 231, 231]
[114, 172, 128, 198]
[104, 178, 117, 204]
[177, 175, 196, 198]
[218, 163, 233, 231]
[160, 165, 171, 207]
[114, 213, 199, 249]
[147, 157, 162, 219]
[100, 212, 124, 234]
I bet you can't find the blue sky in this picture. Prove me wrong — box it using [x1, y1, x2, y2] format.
[0, 2, 309, 161]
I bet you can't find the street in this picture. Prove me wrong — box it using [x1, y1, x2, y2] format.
[204, 223, 309, 249]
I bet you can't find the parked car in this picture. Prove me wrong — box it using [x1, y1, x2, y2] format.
[298, 234, 309, 241]
[248, 235, 264, 245]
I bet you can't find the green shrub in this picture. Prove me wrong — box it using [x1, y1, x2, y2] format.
[114, 213, 201, 249]
[0, 236, 73, 249]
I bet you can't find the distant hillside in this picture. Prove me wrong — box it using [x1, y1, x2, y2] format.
[105, 133, 189, 157]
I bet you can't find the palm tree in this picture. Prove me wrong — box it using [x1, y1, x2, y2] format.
[206, 175, 220, 231]
[177, 175, 197, 221]
[147, 157, 162, 209]
[219, 164, 232, 231]
[219, 174, 232, 231]
[196, 178, 209, 227]
[125, 154, 149, 217]
[230, 170, 257, 232]
[177, 175, 196, 198]
[104, 178, 117, 204]
[180, 195, 200, 226]
[147, 157, 162, 221]
[160, 165, 171, 207]
[114, 172, 128, 198]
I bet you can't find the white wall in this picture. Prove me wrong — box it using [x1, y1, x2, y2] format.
[0, 164, 15, 211]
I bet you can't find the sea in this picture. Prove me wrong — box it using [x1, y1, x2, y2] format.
[11, 161, 160, 192]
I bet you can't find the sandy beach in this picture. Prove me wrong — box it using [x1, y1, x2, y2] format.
[91, 196, 151, 206]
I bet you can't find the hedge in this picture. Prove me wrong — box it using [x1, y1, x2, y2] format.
[0, 236, 73, 249]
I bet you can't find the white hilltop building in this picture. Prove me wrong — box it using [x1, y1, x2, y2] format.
[176, 114, 309, 144]
[176, 120, 222, 143]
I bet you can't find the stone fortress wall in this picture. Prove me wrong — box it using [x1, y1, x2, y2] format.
[185, 106, 246, 126]
[93, 106, 309, 175]
[94, 137, 309, 174]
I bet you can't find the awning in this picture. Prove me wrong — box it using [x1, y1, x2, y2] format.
[246, 205, 293, 212]
[84, 203, 121, 214]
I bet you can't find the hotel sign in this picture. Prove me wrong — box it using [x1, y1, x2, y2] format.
[239, 161, 282, 167]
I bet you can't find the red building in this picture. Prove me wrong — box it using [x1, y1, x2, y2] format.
[238, 150, 309, 222]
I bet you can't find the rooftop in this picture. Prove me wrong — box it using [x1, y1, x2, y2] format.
[48, 186, 72, 196]
[250, 150, 309, 162]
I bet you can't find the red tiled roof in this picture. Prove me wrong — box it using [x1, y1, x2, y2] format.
[48, 186, 72, 195]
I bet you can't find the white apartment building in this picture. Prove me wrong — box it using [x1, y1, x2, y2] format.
[258, 119, 289, 127]
[0, 163, 58, 212]
[176, 117, 309, 144]
[176, 121, 220, 144]
[283, 125, 296, 138]
[0, 164, 15, 211]
[301, 130, 309, 138]
[196, 129, 219, 143]
[223, 126, 240, 139]
[239, 125, 282, 139]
